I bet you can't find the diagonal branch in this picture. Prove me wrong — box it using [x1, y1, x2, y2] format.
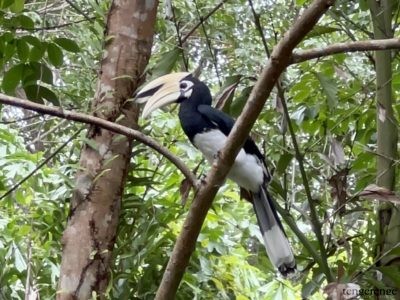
[0, 93, 197, 188]
[155, 0, 336, 299]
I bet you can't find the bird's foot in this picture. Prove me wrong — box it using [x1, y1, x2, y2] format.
[196, 174, 207, 189]
[213, 150, 222, 160]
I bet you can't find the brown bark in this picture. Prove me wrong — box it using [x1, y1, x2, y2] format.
[57, 1, 158, 299]
[155, 0, 336, 299]
[291, 38, 400, 64]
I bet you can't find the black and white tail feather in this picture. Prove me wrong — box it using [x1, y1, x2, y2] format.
[252, 187, 296, 276]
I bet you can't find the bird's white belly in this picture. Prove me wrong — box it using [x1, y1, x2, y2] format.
[193, 130, 264, 192]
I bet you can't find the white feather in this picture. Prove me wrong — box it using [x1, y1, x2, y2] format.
[193, 129, 264, 192]
[262, 225, 294, 268]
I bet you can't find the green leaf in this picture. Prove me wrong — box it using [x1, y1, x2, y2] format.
[17, 14, 34, 29]
[10, 0, 24, 12]
[13, 243, 27, 272]
[0, 0, 14, 9]
[21, 35, 41, 48]
[359, 0, 368, 11]
[151, 47, 182, 78]
[348, 242, 361, 275]
[385, 246, 400, 257]
[54, 38, 80, 53]
[23, 62, 53, 85]
[230, 86, 252, 117]
[16, 39, 29, 62]
[2, 64, 23, 93]
[47, 43, 63, 67]
[215, 75, 242, 113]
[24, 84, 59, 105]
[376, 266, 400, 286]
[276, 153, 293, 175]
[315, 72, 338, 111]
[29, 43, 45, 61]
[4, 40, 16, 61]
[296, 0, 308, 5]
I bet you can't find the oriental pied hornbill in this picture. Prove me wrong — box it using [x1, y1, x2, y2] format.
[136, 72, 296, 275]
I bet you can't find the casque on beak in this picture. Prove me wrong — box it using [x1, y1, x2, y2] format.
[136, 72, 191, 118]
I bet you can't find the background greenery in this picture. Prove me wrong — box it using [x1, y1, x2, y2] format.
[0, 0, 399, 299]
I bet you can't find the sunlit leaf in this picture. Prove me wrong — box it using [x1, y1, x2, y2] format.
[10, 0, 24, 13]
[151, 47, 181, 78]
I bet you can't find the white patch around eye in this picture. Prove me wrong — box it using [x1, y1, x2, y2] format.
[184, 89, 193, 98]
[180, 80, 194, 91]
[179, 80, 194, 100]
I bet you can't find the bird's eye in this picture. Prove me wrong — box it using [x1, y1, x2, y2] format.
[180, 82, 188, 89]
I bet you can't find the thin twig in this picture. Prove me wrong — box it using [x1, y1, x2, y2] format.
[0, 129, 82, 201]
[65, 0, 92, 21]
[171, 6, 189, 70]
[277, 82, 333, 281]
[0, 94, 197, 188]
[352, 241, 400, 281]
[0, 114, 42, 124]
[193, 0, 222, 86]
[330, 9, 373, 38]
[29, 119, 69, 148]
[248, 0, 270, 57]
[14, 17, 95, 31]
[181, 0, 228, 43]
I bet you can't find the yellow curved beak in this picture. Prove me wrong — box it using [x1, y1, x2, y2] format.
[136, 72, 191, 118]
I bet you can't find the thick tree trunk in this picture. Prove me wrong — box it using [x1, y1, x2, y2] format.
[57, 1, 158, 299]
[368, 0, 400, 293]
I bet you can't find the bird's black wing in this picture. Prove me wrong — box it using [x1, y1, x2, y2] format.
[197, 105, 293, 275]
[197, 105, 271, 181]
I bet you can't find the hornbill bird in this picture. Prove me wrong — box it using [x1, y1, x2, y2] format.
[136, 72, 296, 275]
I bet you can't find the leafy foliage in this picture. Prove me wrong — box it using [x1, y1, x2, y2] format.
[0, 0, 399, 299]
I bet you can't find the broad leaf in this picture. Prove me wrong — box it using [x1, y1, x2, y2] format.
[47, 43, 63, 67]
[54, 38, 80, 53]
[2, 63, 23, 93]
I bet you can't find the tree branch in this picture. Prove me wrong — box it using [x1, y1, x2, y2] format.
[248, 0, 271, 57]
[181, 0, 227, 43]
[291, 38, 400, 64]
[155, 0, 336, 299]
[0, 93, 197, 188]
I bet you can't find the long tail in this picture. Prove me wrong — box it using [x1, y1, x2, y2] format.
[252, 187, 296, 276]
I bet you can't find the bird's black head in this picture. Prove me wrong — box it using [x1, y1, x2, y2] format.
[177, 74, 212, 106]
[136, 72, 212, 118]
